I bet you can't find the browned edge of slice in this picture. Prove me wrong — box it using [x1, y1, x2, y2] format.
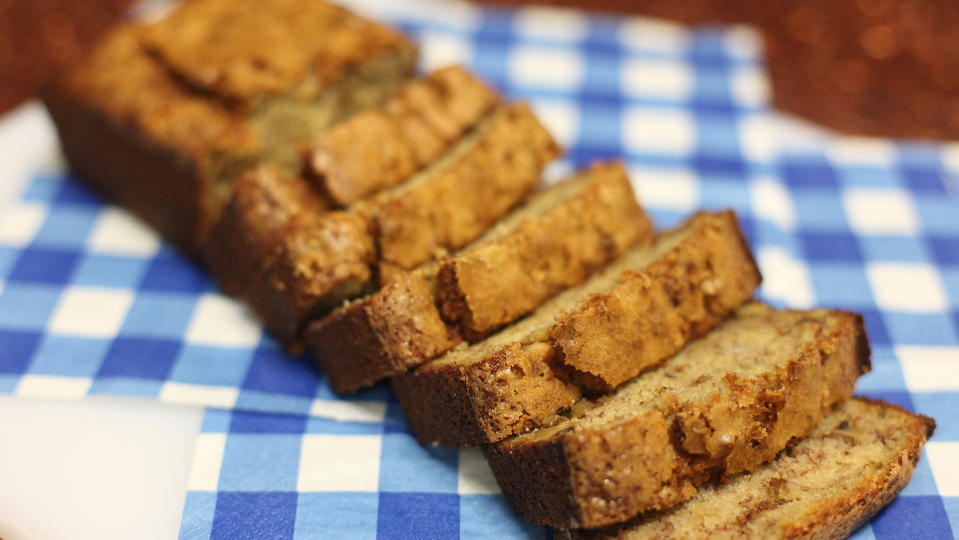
[483, 305, 872, 529]
[558, 397, 935, 539]
[392, 210, 761, 447]
[308, 161, 652, 395]
[308, 269, 453, 394]
[551, 210, 761, 393]
[306, 65, 500, 206]
[244, 210, 377, 348]
[370, 101, 561, 271]
[203, 166, 329, 295]
[436, 161, 654, 342]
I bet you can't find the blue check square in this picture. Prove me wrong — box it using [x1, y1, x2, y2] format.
[98, 337, 181, 379]
[377, 492, 459, 539]
[0, 330, 41, 374]
[8, 247, 79, 285]
[210, 492, 297, 540]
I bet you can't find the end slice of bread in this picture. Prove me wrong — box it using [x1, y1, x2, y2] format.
[484, 303, 872, 529]
[559, 397, 934, 539]
[306, 66, 500, 206]
[306, 161, 652, 394]
[204, 167, 330, 296]
[393, 210, 760, 446]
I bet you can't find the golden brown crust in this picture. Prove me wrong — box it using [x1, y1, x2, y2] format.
[204, 167, 329, 295]
[307, 66, 500, 206]
[307, 270, 455, 394]
[394, 211, 760, 446]
[140, 0, 413, 106]
[551, 210, 762, 392]
[484, 305, 871, 529]
[370, 103, 561, 270]
[245, 211, 376, 347]
[437, 161, 653, 341]
[559, 398, 934, 539]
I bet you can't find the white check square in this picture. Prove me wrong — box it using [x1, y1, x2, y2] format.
[629, 165, 698, 211]
[513, 6, 588, 42]
[618, 18, 690, 54]
[508, 46, 584, 92]
[729, 65, 769, 107]
[458, 448, 500, 495]
[16, 375, 92, 398]
[187, 433, 227, 491]
[160, 382, 239, 409]
[86, 207, 160, 257]
[867, 263, 947, 312]
[757, 247, 815, 308]
[298, 435, 382, 492]
[418, 32, 473, 71]
[48, 287, 134, 338]
[751, 176, 797, 230]
[895, 346, 959, 392]
[843, 188, 920, 236]
[531, 98, 579, 148]
[926, 442, 959, 497]
[621, 58, 693, 101]
[623, 107, 695, 156]
[185, 294, 261, 347]
[0, 203, 46, 247]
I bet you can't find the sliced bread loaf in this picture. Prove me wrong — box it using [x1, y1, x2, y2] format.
[484, 302, 871, 529]
[220, 102, 556, 346]
[306, 66, 500, 206]
[559, 397, 934, 539]
[393, 210, 760, 446]
[307, 161, 652, 394]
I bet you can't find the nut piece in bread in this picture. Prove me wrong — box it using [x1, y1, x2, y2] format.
[484, 303, 872, 529]
[44, 0, 416, 253]
[393, 210, 760, 446]
[307, 66, 500, 206]
[559, 398, 934, 539]
[307, 161, 651, 394]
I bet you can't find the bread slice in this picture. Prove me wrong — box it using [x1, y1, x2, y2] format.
[306, 66, 500, 206]
[435, 162, 653, 341]
[362, 102, 561, 274]
[229, 102, 556, 346]
[392, 210, 760, 446]
[306, 161, 652, 394]
[204, 167, 330, 296]
[559, 398, 935, 539]
[483, 303, 872, 529]
[44, 0, 415, 253]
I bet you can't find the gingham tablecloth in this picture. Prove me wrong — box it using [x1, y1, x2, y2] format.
[0, 1, 956, 538]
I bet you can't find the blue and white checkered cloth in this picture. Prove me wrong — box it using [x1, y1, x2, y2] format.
[0, 1, 956, 537]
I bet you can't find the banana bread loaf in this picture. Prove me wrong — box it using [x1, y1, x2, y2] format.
[393, 210, 760, 446]
[44, 0, 416, 254]
[559, 398, 934, 539]
[307, 161, 652, 394]
[484, 303, 871, 529]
